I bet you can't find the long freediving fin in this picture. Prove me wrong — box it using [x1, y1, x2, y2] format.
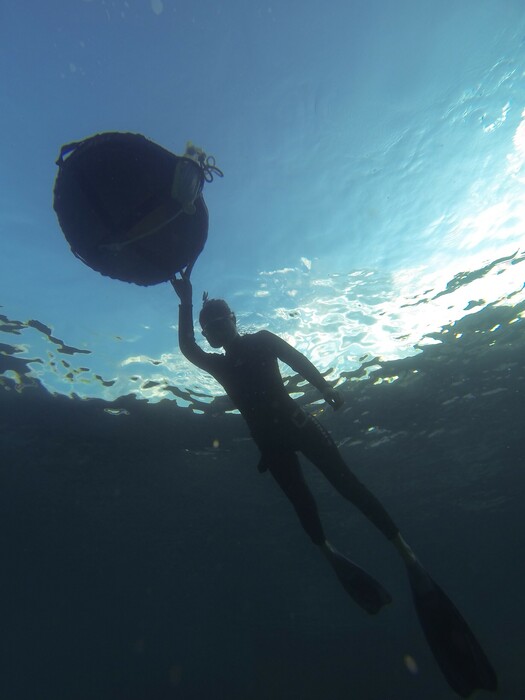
[407, 561, 498, 697]
[326, 547, 392, 615]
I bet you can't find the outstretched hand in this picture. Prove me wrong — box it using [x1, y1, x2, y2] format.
[323, 386, 344, 410]
[170, 271, 193, 305]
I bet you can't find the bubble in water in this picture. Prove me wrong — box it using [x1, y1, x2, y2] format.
[404, 654, 419, 675]
[151, 0, 164, 16]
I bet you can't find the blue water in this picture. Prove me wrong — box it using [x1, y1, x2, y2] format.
[1, 1, 525, 698]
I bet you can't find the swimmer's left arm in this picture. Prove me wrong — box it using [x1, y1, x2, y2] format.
[261, 331, 344, 410]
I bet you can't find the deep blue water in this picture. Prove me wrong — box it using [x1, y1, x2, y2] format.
[1, 299, 523, 699]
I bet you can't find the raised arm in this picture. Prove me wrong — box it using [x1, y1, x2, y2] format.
[261, 330, 344, 409]
[171, 275, 219, 372]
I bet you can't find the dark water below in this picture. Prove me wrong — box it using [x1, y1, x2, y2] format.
[1, 300, 524, 699]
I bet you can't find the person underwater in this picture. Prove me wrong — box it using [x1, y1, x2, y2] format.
[171, 271, 497, 699]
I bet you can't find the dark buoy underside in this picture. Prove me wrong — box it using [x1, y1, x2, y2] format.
[53, 132, 208, 286]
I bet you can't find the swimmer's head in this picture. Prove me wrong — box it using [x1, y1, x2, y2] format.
[199, 293, 237, 348]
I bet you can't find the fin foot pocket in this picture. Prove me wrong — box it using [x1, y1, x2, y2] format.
[328, 550, 392, 615]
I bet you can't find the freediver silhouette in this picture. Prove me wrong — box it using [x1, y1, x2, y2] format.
[171, 270, 497, 698]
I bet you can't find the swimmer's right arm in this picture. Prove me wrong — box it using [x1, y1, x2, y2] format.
[170, 275, 219, 372]
[171, 273, 192, 306]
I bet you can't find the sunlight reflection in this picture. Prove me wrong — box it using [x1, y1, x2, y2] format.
[4, 101, 525, 406]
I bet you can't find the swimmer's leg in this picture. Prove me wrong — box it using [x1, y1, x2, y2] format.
[264, 451, 391, 614]
[298, 415, 415, 558]
[297, 418, 498, 692]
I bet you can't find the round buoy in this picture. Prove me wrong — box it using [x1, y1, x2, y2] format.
[53, 132, 210, 286]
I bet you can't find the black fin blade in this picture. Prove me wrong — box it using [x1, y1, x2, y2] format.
[408, 564, 498, 697]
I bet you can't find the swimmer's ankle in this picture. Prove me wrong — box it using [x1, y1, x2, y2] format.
[320, 539, 335, 559]
[392, 533, 418, 565]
